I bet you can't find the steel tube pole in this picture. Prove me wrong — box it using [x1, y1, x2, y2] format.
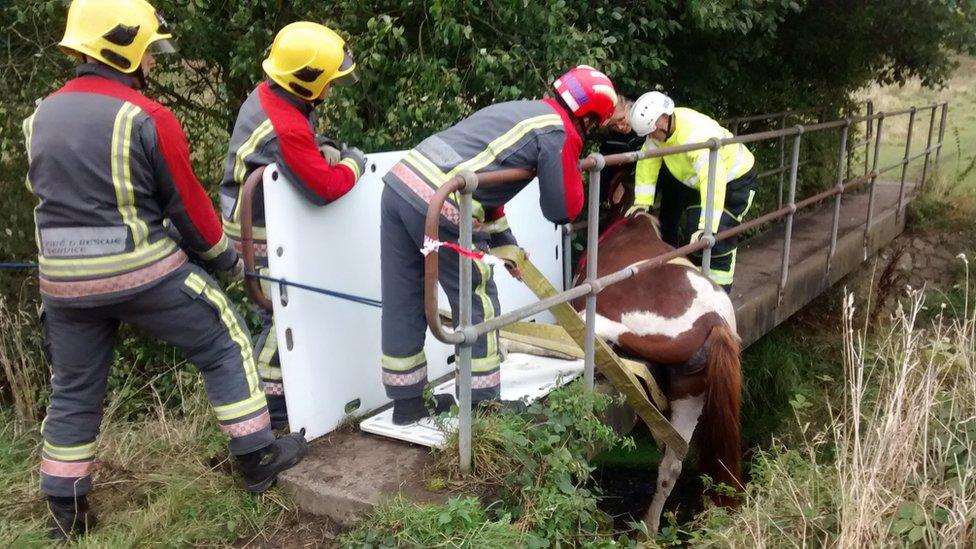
[920, 104, 938, 189]
[935, 102, 948, 167]
[701, 143, 720, 278]
[864, 115, 885, 258]
[562, 225, 573, 290]
[778, 128, 803, 304]
[457, 186, 474, 475]
[897, 108, 916, 219]
[827, 123, 850, 277]
[583, 155, 605, 391]
[864, 101, 873, 177]
[778, 115, 787, 209]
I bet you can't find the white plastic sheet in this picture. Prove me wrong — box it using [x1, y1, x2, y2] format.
[262, 152, 566, 441]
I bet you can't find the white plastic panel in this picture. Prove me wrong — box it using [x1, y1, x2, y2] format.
[359, 353, 583, 447]
[262, 152, 565, 441]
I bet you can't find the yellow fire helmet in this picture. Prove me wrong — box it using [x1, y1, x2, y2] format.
[59, 0, 175, 74]
[262, 22, 358, 101]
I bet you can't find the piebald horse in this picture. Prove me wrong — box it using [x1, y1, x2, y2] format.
[574, 212, 742, 532]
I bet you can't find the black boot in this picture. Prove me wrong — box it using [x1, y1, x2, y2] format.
[48, 495, 96, 540]
[392, 395, 455, 425]
[472, 398, 528, 415]
[236, 431, 308, 493]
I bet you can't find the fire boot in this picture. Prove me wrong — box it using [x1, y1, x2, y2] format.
[236, 431, 308, 493]
[473, 398, 529, 415]
[392, 394, 456, 425]
[48, 495, 96, 540]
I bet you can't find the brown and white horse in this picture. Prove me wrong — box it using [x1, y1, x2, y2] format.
[574, 212, 742, 532]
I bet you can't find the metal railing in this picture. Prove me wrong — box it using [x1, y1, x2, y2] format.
[422, 100, 949, 473]
[720, 101, 875, 211]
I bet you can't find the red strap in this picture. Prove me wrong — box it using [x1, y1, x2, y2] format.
[258, 82, 356, 201]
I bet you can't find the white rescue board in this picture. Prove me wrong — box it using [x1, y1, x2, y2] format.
[262, 152, 567, 441]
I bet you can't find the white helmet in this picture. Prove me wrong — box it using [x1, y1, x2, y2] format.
[629, 91, 675, 137]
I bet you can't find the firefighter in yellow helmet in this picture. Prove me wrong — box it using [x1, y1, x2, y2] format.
[29, 0, 307, 539]
[219, 22, 365, 430]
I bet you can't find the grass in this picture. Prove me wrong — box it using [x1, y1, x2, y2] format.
[0, 400, 296, 547]
[679, 284, 976, 547]
[864, 55, 976, 193]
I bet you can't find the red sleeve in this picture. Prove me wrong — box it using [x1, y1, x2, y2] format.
[258, 83, 356, 204]
[275, 127, 357, 202]
[484, 206, 506, 221]
[561, 133, 584, 219]
[150, 107, 224, 246]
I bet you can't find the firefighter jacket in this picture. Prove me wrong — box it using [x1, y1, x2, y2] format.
[382, 98, 584, 246]
[634, 107, 755, 232]
[23, 63, 237, 306]
[219, 81, 359, 253]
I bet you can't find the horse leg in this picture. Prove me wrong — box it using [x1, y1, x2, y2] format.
[644, 391, 704, 533]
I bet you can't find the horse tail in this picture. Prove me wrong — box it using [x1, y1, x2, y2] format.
[699, 321, 743, 503]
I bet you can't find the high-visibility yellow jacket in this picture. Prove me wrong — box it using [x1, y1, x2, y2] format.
[634, 107, 754, 232]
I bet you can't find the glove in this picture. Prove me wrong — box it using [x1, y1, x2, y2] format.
[690, 229, 705, 243]
[319, 144, 341, 166]
[215, 257, 244, 286]
[338, 147, 367, 180]
[626, 204, 650, 217]
[317, 135, 341, 166]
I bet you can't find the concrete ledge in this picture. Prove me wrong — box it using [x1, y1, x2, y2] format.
[278, 430, 448, 527]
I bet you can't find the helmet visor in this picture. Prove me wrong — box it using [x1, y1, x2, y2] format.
[149, 38, 177, 55]
[332, 46, 358, 86]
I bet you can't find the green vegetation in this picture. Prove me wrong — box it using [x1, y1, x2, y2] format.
[343, 384, 638, 547]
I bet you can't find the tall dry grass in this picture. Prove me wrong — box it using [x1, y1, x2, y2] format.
[0, 295, 46, 423]
[694, 276, 976, 547]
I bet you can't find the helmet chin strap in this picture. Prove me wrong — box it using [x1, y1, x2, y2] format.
[665, 114, 675, 138]
[134, 66, 148, 90]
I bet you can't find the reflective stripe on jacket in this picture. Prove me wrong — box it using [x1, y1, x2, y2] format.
[382, 98, 584, 244]
[634, 107, 755, 232]
[24, 63, 236, 304]
[219, 81, 357, 247]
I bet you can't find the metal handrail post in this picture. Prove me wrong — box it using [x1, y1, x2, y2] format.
[935, 102, 948, 167]
[777, 115, 787, 208]
[864, 100, 874, 177]
[897, 108, 916, 219]
[864, 115, 885, 258]
[827, 122, 850, 277]
[701, 142, 720, 278]
[457, 182, 476, 475]
[778, 128, 803, 305]
[583, 154, 605, 391]
[920, 105, 938, 190]
[561, 225, 573, 290]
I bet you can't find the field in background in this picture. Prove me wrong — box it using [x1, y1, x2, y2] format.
[867, 56, 976, 194]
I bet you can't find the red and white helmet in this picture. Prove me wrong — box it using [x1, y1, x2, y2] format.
[552, 65, 618, 126]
